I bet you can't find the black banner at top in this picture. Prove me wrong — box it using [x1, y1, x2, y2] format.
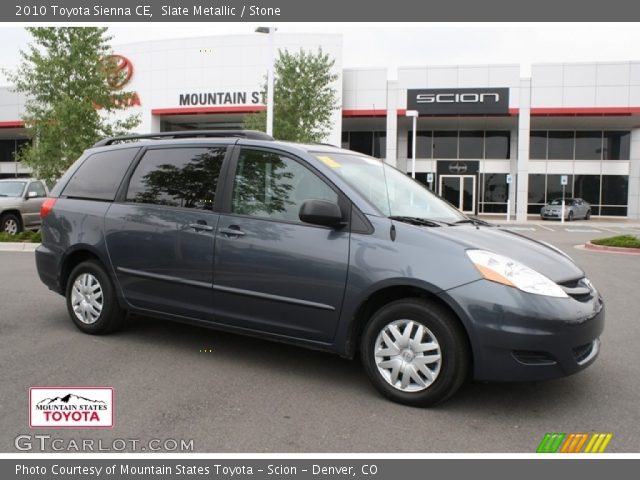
[4, 0, 640, 21]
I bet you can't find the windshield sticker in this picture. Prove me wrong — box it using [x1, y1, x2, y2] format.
[317, 156, 341, 169]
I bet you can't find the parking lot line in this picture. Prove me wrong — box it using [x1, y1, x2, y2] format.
[505, 227, 536, 231]
[565, 228, 602, 233]
[536, 223, 555, 231]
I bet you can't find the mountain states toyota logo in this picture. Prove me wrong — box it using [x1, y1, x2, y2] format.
[29, 387, 113, 428]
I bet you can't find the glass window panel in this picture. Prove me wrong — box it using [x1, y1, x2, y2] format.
[575, 131, 602, 160]
[373, 132, 386, 159]
[407, 131, 432, 158]
[603, 131, 631, 160]
[483, 173, 508, 203]
[573, 175, 601, 205]
[601, 175, 628, 206]
[126, 147, 224, 210]
[349, 132, 373, 156]
[485, 131, 510, 159]
[546, 174, 573, 202]
[0, 139, 15, 162]
[528, 174, 546, 203]
[459, 131, 484, 159]
[433, 131, 458, 158]
[341, 132, 349, 149]
[600, 206, 627, 216]
[64, 148, 140, 201]
[232, 149, 337, 223]
[547, 131, 574, 160]
[529, 131, 547, 159]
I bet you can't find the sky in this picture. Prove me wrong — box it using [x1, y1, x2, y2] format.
[1, 23, 640, 85]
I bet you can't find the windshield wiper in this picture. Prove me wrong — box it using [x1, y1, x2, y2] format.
[454, 218, 493, 227]
[389, 216, 451, 227]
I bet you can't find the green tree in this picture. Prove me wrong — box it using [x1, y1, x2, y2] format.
[244, 48, 338, 143]
[7, 27, 140, 184]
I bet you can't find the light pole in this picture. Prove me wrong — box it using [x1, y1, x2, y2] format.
[406, 110, 419, 178]
[256, 27, 275, 137]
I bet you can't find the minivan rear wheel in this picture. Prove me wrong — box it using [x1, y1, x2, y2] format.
[65, 260, 123, 335]
[360, 299, 469, 406]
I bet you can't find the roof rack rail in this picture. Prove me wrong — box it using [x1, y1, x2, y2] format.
[93, 130, 274, 147]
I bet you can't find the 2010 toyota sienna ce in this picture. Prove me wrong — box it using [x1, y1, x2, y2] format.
[35, 130, 604, 406]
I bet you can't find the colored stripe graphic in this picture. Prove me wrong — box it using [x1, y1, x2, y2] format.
[537, 432, 613, 453]
[584, 433, 613, 453]
[537, 433, 566, 453]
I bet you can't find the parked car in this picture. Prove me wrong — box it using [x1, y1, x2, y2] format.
[541, 198, 591, 221]
[35, 131, 604, 406]
[0, 178, 49, 234]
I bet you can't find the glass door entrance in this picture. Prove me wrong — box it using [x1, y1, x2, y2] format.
[439, 175, 476, 214]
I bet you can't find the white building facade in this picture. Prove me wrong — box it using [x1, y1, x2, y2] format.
[1, 33, 639, 219]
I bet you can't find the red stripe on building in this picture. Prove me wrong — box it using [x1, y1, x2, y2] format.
[0, 120, 25, 128]
[530, 107, 640, 116]
[342, 109, 387, 117]
[151, 106, 266, 115]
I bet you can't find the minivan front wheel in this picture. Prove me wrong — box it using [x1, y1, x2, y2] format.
[360, 299, 469, 406]
[66, 260, 123, 334]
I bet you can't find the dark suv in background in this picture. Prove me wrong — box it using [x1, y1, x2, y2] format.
[35, 131, 604, 406]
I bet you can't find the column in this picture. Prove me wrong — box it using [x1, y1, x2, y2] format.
[628, 128, 640, 219]
[385, 80, 398, 167]
[516, 78, 532, 222]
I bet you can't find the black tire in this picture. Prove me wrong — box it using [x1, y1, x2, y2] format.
[65, 260, 124, 335]
[585, 210, 591, 220]
[568, 211, 574, 222]
[360, 298, 470, 407]
[1, 213, 22, 235]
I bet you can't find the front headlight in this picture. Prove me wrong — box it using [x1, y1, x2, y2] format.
[466, 249, 568, 298]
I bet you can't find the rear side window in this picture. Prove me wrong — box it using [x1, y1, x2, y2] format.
[126, 147, 225, 210]
[62, 148, 139, 201]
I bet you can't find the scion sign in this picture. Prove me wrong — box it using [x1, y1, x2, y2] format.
[408, 88, 509, 115]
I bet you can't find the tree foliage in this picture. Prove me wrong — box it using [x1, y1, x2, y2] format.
[7, 27, 140, 184]
[244, 48, 338, 143]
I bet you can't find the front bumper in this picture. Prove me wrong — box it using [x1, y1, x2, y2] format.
[443, 279, 604, 382]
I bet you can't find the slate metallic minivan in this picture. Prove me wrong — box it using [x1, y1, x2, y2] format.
[35, 131, 604, 406]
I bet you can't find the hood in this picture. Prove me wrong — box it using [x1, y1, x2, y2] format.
[426, 224, 584, 283]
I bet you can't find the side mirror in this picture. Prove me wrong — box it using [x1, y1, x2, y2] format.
[26, 191, 38, 199]
[299, 199, 345, 229]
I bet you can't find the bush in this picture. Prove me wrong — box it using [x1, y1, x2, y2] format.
[591, 235, 640, 249]
[0, 230, 42, 243]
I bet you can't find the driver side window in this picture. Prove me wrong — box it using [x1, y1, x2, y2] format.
[232, 149, 338, 223]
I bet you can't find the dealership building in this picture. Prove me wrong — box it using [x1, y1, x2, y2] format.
[1, 33, 639, 221]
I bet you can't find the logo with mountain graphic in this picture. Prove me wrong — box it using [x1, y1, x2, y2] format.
[29, 387, 114, 428]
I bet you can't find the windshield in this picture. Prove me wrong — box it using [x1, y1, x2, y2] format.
[0, 181, 26, 197]
[312, 152, 466, 222]
[550, 198, 573, 205]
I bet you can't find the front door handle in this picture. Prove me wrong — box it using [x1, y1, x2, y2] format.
[219, 226, 245, 237]
[188, 222, 214, 232]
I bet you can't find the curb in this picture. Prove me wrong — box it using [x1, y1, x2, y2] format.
[0, 242, 40, 252]
[584, 242, 640, 255]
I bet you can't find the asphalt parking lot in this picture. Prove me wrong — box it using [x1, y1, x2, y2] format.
[1, 222, 639, 453]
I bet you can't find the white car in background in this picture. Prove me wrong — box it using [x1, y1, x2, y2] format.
[540, 197, 592, 221]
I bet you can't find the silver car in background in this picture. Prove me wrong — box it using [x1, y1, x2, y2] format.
[0, 178, 49, 234]
[540, 197, 591, 221]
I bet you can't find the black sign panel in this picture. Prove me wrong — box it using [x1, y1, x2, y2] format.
[407, 88, 510, 115]
[437, 160, 479, 175]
